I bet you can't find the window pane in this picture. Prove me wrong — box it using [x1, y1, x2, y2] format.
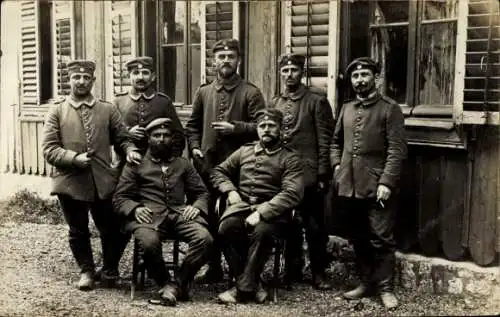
[162, 0, 185, 44]
[190, 1, 202, 44]
[422, 0, 457, 20]
[162, 46, 186, 104]
[371, 26, 408, 104]
[372, 0, 409, 24]
[191, 45, 202, 101]
[417, 23, 456, 105]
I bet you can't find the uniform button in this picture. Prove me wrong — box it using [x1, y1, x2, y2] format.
[285, 127, 289, 130]
[256, 163, 261, 168]
[356, 118, 361, 122]
[284, 140, 288, 144]
[353, 154, 357, 158]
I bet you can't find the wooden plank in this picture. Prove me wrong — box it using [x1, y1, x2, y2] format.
[36, 122, 44, 175]
[469, 126, 498, 266]
[417, 151, 442, 256]
[440, 153, 467, 261]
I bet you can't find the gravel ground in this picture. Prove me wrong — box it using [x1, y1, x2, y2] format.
[0, 222, 498, 317]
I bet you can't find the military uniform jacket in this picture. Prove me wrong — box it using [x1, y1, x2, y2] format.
[113, 88, 185, 156]
[185, 74, 266, 168]
[42, 96, 136, 202]
[330, 93, 407, 199]
[113, 152, 210, 232]
[210, 142, 304, 223]
[268, 84, 334, 187]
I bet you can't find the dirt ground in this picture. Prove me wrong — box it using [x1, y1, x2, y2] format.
[0, 221, 498, 317]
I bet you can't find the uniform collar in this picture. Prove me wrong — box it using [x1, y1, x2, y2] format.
[355, 90, 381, 107]
[213, 74, 242, 92]
[254, 141, 283, 155]
[146, 150, 175, 164]
[281, 84, 307, 101]
[129, 87, 156, 101]
[67, 95, 96, 109]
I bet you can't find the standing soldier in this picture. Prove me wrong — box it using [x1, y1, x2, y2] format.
[331, 57, 407, 308]
[113, 56, 185, 166]
[42, 60, 142, 290]
[268, 53, 334, 290]
[186, 39, 266, 282]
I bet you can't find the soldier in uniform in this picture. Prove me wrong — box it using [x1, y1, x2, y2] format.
[186, 39, 266, 282]
[268, 53, 334, 290]
[331, 57, 407, 308]
[211, 109, 304, 304]
[113, 118, 213, 306]
[42, 60, 142, 290]
[113, 56, 185, 164]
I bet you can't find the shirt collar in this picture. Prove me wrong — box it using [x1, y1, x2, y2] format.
[254, 141, 283, 156]
[281, 84, 307, 101]
[355, 90, 381, 107]
[213, 74, 242, 92]
[129, 87, 156, 101]
[67, 95, 96, 109]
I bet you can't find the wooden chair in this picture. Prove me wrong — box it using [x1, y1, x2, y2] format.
[130, 236, 184, 300]
[215, 196, 288, 303]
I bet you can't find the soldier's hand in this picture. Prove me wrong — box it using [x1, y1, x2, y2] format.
[377, 184, 391, 201]
[227, 190, 242, 205]
[182, 205, 200, 221]
[211, 121, 235, 135]
[192, 148, 204, 159]
[129, 125, 145, 140]
[245, 211, 261, 227]
[134, 206, 153, 224]
[73, 152, 91, 168]
[126, 150, 142, 165]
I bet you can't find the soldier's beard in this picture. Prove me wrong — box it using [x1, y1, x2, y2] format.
[261, 135, 280, 149]
[150, 143, 172, 160]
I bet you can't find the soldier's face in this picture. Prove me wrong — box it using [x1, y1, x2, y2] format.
[69, 72, 95, 97]
[149, 127, 173, 157]
[130, 68, 155, 91]
[351, 68, 377, 97]
[280, 65, 302, 88]
[257, 119, 280, 146]
[214, 49, 239, 78]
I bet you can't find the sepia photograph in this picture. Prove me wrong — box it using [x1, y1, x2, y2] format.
[0, 0, 498, 316]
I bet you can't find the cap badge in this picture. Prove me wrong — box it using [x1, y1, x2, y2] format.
[356, 64, 362, 69]
[224, 46, 229, 50]
[287, 60, 292, 65]
[79, 67, 85, 72]
[264, 115, 270, 120]
[137, 64, 143, 69]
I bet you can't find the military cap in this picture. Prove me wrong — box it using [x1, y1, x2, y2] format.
[67, 60, 95, 75]
[144, 117, 173, 133]
[345, 57, 380, 77]
[212, 39, 240, 55]
[255, 108, 284, 126]
[125, 56, 154, 71]
[278, 53, 306, 69]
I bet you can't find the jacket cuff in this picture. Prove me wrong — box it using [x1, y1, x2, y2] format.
[256, 202, 273, 221]
[64, 150, 79, 167]
[378, 174, 395, 189]
[121, 201, 142, 217]
[218, 181, 237, 194]
[231, 121, 246, 134]
[192, 201, 208, 215]
[189, 140, 201, 151]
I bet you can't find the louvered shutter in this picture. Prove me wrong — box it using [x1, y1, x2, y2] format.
[461, 0, 500, 125]
[52, 0, 74, 97]
[20, 0, 40, 107]
[105, 0, 137, 98]
[285, 0, 330, 90]
[200, 1, 239, 84]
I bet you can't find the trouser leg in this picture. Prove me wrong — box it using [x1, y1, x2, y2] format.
[58, 195, 95, 274]
[90, 198, 130, 273]
[283, 216, 305, 280]
[218, 214, 250, 279]
[237, 221, 284, 293]
[133, 227, 169, 287]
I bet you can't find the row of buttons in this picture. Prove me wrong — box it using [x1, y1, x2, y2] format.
[80, 107, 93, 153]
[352, 106, 364, 158]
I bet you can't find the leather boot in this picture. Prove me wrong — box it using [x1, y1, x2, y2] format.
[343, 284, 369, 300]
[312, 273, 333, 290]
[218, 287, 238, 304]
[159, 284, 179, 306]
[77, 272, 95, 291]
[255, 282, 268, 304]
[380, 292, 398, 309]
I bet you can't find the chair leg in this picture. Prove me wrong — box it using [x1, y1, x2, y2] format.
[272, 246, 281, 303]
[131, 239, 139, 300]
[173, 240, 180, 279]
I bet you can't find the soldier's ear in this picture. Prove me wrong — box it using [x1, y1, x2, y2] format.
[151, 72, 157, 82]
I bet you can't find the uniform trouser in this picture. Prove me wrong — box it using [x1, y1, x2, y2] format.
[285, 186, 329, 276]
[132, 214, 213, 290]
[58, 195, 129, 274]
[218, 212, 286, 293]
[339, 196, 396, 292]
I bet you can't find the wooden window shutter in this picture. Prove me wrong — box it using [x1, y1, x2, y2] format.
[52, 0, 74, 97]
[200, 1, 239, 84]
[105, 0, 137, 98]
[460, 0, 500, 125]
[20, 0, 40, 107]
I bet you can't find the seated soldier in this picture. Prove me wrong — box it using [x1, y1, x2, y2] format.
[210, 109, 304, 304]
[113, 118, 213, 306]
